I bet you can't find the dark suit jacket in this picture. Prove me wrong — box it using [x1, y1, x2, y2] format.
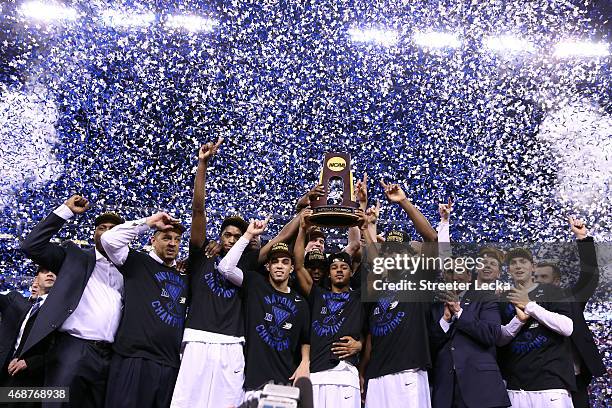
[0, 292, 50, 387]
[0, 292, 31, 383]
[564, 237, 606, 379]
[19, 212, 97, 357]
[430, 290, 510, 408]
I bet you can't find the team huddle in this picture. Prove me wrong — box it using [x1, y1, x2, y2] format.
[0, 139, 605, 408]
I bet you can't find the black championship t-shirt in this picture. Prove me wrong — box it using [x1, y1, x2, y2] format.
[243, 272, 310, 390]
[184, 243, 247, 337]
[366, 295, 431, 379]
[499, 283, 576, 391]
[113, 250, 188, 368]
[308, 286, 364, 373]
[364, 260, 433, 380]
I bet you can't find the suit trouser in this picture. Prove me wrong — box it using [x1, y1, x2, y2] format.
[43, 332, 112, 408]
[104, 354, 179, 408]
[571, 373, 591, 408]
[3, 367, 44, 408]
[451, 372, 468, 408]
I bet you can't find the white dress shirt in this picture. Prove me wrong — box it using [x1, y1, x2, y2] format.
[439, 290, 465, 333]
[54, 204, 124, 342]
[14, 294, 48, 354]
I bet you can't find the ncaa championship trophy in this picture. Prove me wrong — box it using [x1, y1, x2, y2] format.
[309, 152, 360, 227]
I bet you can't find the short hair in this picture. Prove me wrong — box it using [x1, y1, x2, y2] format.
[536, 261, 561, 280]
[505, 247, 533, 264]
[478, 247, 504, 265]
[328, 251, 352, 269]
[94, 212, 124, 227]
[220, 216, 248, 234]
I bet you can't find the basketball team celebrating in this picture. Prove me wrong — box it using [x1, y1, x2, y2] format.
[3, 138, 605, 408]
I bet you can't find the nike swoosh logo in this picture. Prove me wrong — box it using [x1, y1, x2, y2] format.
[344, 396, 351, 399]
[550, 398, 560, 401]
[405, 382, 414, 386]
[234, 370, 242, 373]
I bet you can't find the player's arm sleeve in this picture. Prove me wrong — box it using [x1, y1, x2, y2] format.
[101, 218, 150, 266]
[496, 316, 525, 346]
[216, 237, 248, 286]
[524, 301, 573, 337]
[436, 219, 451, 261]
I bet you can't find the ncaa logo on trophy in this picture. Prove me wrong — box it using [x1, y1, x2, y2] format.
[309, 152, 360, 227]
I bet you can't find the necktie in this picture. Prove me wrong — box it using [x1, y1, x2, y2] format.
[29, 297, 43, 318]
[13, 297, 44, 358]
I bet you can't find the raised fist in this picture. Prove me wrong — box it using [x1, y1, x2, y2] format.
[568, 216, 588, 240]
[198, 138, 223, 162]
[64, 195, 90, 215]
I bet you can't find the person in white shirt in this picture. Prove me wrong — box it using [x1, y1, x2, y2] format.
[20, 195, 124, 408]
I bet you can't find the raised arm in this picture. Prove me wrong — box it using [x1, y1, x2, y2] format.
[364, 200, 380, 249]
[362, 206, 382, 291]
[380, 180, 438, 242]
[218, 217, 269, 286]
[294, 209, 314, 296]
[21, 195, 90, 273]
[344, 226, 361, 258]
[437, 198, 452, 242]
[101, 212, 179, 266]
[295, 184, 326, 214]
[257, 212, 301, 264]
[524, 302, 573, 336]
[190, 139, 223, 248]
[344, 173, 368, 257]
[567, 217, 599, 305]
[437, 198, 452, 261]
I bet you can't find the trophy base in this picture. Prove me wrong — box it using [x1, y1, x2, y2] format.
[309, 206, 360, 228]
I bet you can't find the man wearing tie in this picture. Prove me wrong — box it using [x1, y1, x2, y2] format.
[0, 275, 36, 386]
[430, 259, 510, 408]
[1, 267, 57, 407]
